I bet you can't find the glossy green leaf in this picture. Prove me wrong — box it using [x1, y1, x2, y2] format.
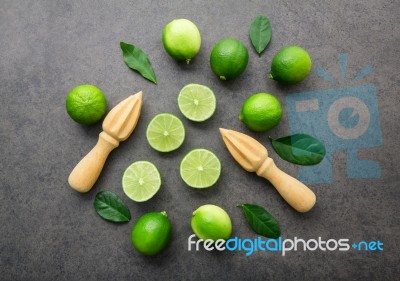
[239, 204, 281, 239]
[120, 41, 157, 84]
[269, 134, 326, 165]
[94, 191, 131, 223]
[249, 15, 272, 55]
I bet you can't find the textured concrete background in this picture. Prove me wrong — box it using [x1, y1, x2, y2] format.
[1, 0, 399, 280]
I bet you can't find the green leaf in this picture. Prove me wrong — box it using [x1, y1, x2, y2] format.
[120, 41, 157, 84]
[94, 191, 131, 223]
[269, 134, 326, 165]
[249, 15, 272, 55]
[239, 204, 281, 239]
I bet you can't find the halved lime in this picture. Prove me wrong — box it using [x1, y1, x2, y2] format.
[180, 149, 221, 188]
[146, 113, 185, 152]
[178, 84, 216, 122]
[122, 161, 161, 202]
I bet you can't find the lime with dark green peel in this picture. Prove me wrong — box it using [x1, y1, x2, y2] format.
[131, 211, 172, 256]
[210, 38, 249, 80]
[191, 204, 232, 241]
[240, 93, 283, 132]
[65, 84, 107, 125]
[269, 45, 312, 84]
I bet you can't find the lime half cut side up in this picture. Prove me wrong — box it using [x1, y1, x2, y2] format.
[180, 149, 221, 188]
[122, 161, 161, 202]
[178, 84, 216, 122]
[146, 113, 185, 152]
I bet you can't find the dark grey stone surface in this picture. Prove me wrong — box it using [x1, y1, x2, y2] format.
[1, 1, 399, 280]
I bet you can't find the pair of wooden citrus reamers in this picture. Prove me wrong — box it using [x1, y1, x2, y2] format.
[68, 92, 143, 193]
[219, 128, 316, 212]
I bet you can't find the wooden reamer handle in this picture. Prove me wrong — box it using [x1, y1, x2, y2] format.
[68, 132, 119, 193]
[256, 158, 316, 212]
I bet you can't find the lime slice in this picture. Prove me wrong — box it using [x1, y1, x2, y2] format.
[180, 149, 221, 188]
[122, 161, 161, 202]
[146, 113, 185, 152]
[178, 84, 216, 122]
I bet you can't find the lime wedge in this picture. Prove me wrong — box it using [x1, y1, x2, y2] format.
[178, 84, 216, 122]
[146, 113, 185, 152]
[180, 149, 221, 188]
[122, 161, 161, 202]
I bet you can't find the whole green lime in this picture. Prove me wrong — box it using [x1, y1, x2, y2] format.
[162, 19, 201, 64]
[239, 93, 282, 132]
[131, 211, 172, 256]
[65, 84, 107, 125]
[269, 45, 312, 84]
[210, 38, 249, 80]
[191, 204, 232, 241]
